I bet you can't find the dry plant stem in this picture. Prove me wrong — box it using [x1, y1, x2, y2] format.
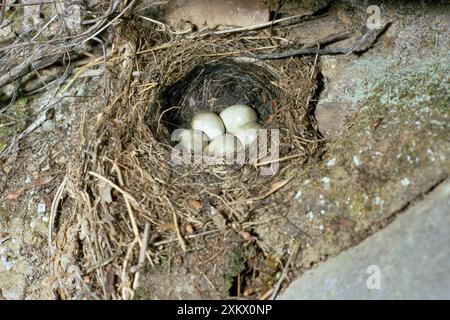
[121, 238, 138, 300]
[152, 229, 221, 247]
[195, 12, 313, 37]
[136, 14, 192, 35]
[304, 30, 354, 48]
[0, 0, 135, 88]
[132, 222, 151, 290]
[87, 171, 142, 248]
[62, 56, 104, 92]
[0, 236, 11, 244]
[88, 171, 138, 206]
[82, 0, 138, 45]
[269, 242, 300, 300]
[166, 196, 187, 252]
[227, 177, 293, 205]
[57, 43, 172, 93]
[86, 253, 121, 274]
[254, 154, 302, 167]
[259, 288, 274, 300]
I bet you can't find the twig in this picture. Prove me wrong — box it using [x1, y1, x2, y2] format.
[0, 236, 11, 244]
[85, 253, 121, 274]
[166, 196, 187, 252]
[255, 154, 302, 167]
[152, 229, 221, 247]
[88, 171, 138, 206]
[132, 222, 151, 290]
[82, 0, 138, 45]
[260, 288, 274, 300]
[0, 0, 5, 27]
[121, 238, 138, 300]
[88, 171, 142, 251]
[0, 0, 133, 88]
[269, 242, 300, 300]
[226, 177, 293, 205]
[0, 1, 68, 7]
[257, 23, 390, 59]
[304, 30, 354, 48]
[62, 56, 104, 92]
[193, 12, 313, 38]
[136, 14, 193, 35]
[211, 13, 312, 35]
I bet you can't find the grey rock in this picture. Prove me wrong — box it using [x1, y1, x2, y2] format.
[279, 180, 450, 299]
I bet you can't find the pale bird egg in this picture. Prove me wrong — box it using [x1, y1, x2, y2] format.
[191, 112, 225, 140]
[178, 129, 208, 154]
[234, 122, 262, 146]
[205, 134, 243, 158]
[219, 104, 258, 134]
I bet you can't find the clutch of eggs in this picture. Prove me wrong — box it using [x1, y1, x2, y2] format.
[176, 104, 262, 157]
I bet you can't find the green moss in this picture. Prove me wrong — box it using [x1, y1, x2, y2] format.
[0, 98, 28, 152]
[294, 57, 449, 223]
[134, 285, 153, 300]
[221, 245, 247, 297]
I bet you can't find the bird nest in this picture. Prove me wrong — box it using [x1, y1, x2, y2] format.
[51, 23, 321, 299]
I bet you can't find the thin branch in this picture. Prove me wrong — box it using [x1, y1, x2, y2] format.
[269, 242, 300, 299]
[192, 12, 313, 38]
[257, 23, 391, 59]
[132, 222, 151, 290]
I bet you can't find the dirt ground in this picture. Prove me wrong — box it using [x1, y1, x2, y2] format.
[0, 1, 449, 299]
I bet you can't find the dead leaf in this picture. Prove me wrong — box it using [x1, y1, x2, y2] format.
[43, 195, 52, 208]
[185, 223, 194, 234]
[240, 231, 254, 242]
[98, 181, 113, 203]
[370, 117, 384, 130]
[262, 179, 292, 198]
[190, 199, 202, 210]
[339, 217, 356, 230]
[6, 187, 26, 200]
[32, 175, 53, 186]
[6, 174, 54, 200]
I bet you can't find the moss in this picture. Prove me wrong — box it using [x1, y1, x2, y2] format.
[221, 244, 247, 297]
[134, 285, 153, 300]
[293, 57, 449, 226]
[0, 98, 28, 152]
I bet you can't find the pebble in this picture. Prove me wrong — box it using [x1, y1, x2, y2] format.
[400, 178, 411, 187]
[37, 202, 46, 214]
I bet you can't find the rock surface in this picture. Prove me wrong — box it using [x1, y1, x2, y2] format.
[164, 0, 269, 29]
[280, 180, 450, 299]
[255, 1, 449, 285]
[316, 3, 450, 140]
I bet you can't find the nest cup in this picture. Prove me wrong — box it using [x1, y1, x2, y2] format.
[160, 58, 279, 133]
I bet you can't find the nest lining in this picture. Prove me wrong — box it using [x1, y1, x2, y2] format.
[160, 58, 279, 131]
[53, 25, 321, 299]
